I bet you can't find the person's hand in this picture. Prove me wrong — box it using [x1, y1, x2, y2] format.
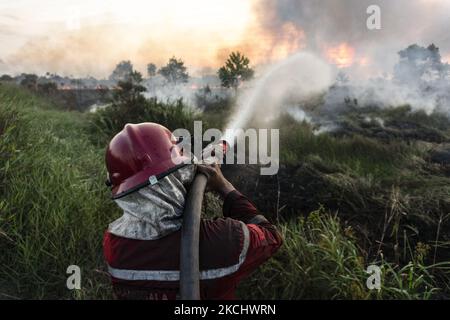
[197, 163, 235, 198]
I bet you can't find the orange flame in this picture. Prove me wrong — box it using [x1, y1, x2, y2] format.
[358, 56, 370, 67]
[443, 54, 450, 64]
[267, 22, 305, 62]
[217, 22, 305, 66]
[325, 43, 355, 68]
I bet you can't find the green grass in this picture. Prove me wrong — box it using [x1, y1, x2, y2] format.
[0, 84, 117, 299]
[236, 209, 448, 299]
[275, 115, 411, 179]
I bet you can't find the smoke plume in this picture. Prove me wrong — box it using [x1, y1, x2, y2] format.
[250, 0, 450, 77]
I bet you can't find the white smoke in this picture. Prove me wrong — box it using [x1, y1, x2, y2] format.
[286, 107, 312, 123]
[364, 116, 385, 128]
[320, 74, 450, 118]
[351, 80, 449, 114]
[253, 0, 450, 77]
[142, 75, 228, 108]
[219, 47, 450, 139]
[143, 76, 196, 106]
[247, 0, 450, 125]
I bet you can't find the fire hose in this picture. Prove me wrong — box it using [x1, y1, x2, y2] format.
[179, 141, 229, 300]
[179, 172, 208, 300]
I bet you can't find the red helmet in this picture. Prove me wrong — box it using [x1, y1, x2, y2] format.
[105, 122, 191, 199]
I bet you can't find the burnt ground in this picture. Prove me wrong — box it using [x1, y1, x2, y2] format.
[220, 107, 450, 264]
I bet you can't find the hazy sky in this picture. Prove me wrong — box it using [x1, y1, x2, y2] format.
[0, 0, 449, 78]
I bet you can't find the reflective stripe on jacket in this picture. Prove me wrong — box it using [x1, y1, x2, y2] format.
[103, 190, 283, 300]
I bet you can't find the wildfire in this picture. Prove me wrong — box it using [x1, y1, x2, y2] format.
[219, 22, 305, 66]
[443, 54, 450, 64]
[325, 43, 355, 68]
[59, 84, 74, 90]
[268, 22, 305, 62]
[358, 56, 370, 67]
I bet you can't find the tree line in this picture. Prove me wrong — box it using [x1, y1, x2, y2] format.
[111, 52, 254, 90]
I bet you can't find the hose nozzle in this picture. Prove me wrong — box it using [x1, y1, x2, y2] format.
[201, 140, 229, 164]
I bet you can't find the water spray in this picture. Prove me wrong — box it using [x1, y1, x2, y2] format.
[222, 52, 333, 144]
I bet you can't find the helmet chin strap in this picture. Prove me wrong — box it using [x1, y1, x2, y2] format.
[110, 162, 191, 200]
[105, 173, 112, 187]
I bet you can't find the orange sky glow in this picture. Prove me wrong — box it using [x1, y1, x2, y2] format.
[0, 0, 301, 77]
[0, 0, 449, 77]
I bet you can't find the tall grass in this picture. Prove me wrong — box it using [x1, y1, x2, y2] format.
[88, 98, 201, 146]
[0, 85, 117, 299]
[275, 115, 411, 179]
[237, 209, 447, 300]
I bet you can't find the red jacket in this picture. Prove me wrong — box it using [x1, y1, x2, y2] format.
[103, 190, 282, 300]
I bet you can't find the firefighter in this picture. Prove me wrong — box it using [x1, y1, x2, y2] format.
[103, 122, 282, 300]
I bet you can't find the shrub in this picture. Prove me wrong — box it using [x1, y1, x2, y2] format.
[88, 98, 201, 146]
